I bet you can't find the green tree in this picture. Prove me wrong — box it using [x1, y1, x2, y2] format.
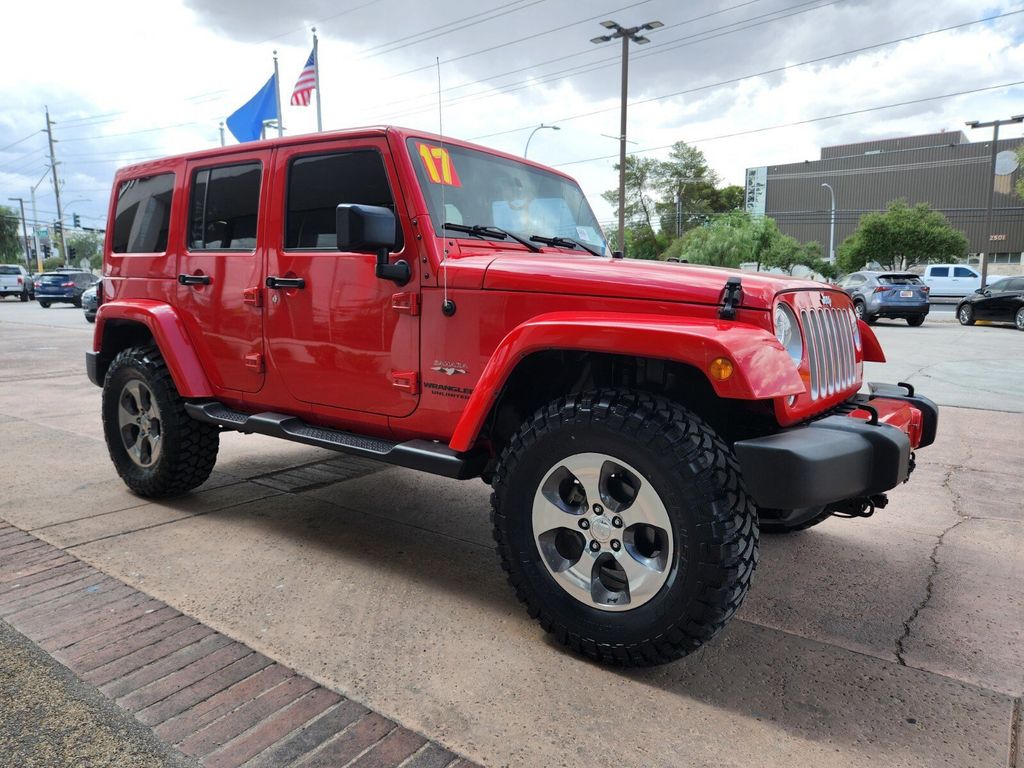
[1017, 144, 1024, 199]
[651, 142, 720, 236]
[0, 206, 23, 264]
[601, 155, 661, 238]
[836, 199, 968, 273]
[66, 231, 103, 269]
[710, 185, 745, 212]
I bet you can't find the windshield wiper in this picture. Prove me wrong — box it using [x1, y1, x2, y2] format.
[443, 222, 541, 253]
[529, 234, 604, 258]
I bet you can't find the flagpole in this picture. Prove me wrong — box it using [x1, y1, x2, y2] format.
[312, 27, 323, 133]
[272, 50, 284, 138]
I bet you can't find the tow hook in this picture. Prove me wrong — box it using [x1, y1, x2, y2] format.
[826, 494, 889, 519]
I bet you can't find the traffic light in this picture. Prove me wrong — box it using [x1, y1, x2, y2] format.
[73, 213, 81, 228]
[68, 246, 77, 260]
[42, 243, 51, 258]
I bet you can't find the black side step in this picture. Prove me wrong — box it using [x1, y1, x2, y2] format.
[184, 402, 484, 480]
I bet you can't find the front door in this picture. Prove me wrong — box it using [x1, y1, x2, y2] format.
[176, 152, 268, 393]
[263, 139, 419, 417]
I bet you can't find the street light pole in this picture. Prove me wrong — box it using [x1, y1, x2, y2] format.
[591, 18, 663, 255]
[524, 124, 560, 158]
[965, 115, 1024, 290]
[7, 197, 32, 268]
[821, 183, 836, 262]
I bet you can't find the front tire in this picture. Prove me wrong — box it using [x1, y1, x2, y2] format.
[39, 301, 50, 308]
[102, 345, 219, 497]
[958, 304, 975, 326]
[1015, 307, 1024, 331]
[491, 390, 758, 666]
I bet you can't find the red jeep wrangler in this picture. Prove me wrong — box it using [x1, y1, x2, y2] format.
[87, 127, 937, 666]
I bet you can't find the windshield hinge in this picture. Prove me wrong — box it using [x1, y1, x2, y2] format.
[392, 291, 420, 316]
[718, 276, 743, 320]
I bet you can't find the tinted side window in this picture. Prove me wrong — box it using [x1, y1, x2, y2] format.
[1007, 278, 1024, 291]
[286, 150, 402, 250]
[930, 267, 948, 277]
[954, 267, 976, 278]
[112, 173, 174, 253]
[189, 163, 262, 250]
[846, 274, 867, 286]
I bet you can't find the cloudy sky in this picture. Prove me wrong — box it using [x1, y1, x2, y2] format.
[2, 0, 1023, 233]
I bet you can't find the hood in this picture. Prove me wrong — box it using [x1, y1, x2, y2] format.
[475, 250, 828, 310]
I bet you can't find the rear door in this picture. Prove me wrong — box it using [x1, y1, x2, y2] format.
[176, 151, 268, 393]
[925, 266, 950, 295]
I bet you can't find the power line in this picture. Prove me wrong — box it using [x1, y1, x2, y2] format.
[552, 79, 1024, 168]
[0, 131, 43, 154]
[468, 7, 1020, 141]
[368, 0, 833, 123]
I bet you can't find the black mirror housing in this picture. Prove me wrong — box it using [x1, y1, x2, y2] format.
[336, 204, 397, 252]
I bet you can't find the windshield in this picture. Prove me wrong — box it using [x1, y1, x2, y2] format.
[406, 138, 607, 254]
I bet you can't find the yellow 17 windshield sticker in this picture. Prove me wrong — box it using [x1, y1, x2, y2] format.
[416, 142, 461, 187]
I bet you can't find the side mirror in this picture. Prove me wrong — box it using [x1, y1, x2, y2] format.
[335, 204, 409, 285]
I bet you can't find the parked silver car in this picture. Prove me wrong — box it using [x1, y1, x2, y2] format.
[837, 271, 930, 326]
[81, 279, 101, 323]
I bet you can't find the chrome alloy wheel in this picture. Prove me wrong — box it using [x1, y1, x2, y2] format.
[117, 380, 162, 468]
[532, 452, 673, 611]
[1016, 307, 1024, 330]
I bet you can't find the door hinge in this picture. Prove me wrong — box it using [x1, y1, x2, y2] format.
[243, 286, 263, 307]
[391, 291, 420, 316]
[391, 370, 419, 394]
[245, 353, 264, 373]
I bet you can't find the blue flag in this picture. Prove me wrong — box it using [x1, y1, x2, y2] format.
[226, 74, 278, 143]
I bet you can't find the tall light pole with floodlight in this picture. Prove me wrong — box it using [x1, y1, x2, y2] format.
[591, 18, 663, 254]
[965, 115, 1024, 290]
[821, 183, 836, 263]
[524, 124, 560, 158]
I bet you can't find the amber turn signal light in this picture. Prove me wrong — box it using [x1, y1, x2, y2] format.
[708, 357, 734, 381]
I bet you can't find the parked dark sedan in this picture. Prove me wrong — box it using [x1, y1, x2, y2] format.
[81, 279, 101, 322]
[837, 271, 930, 326]
[34, 270, 98, 308]
[956, 276, 1024, 330]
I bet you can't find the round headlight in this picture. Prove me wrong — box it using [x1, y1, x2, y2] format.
[774, 303, 802, 362]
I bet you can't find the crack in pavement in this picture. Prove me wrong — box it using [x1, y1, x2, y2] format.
[894, 462, 971, 666]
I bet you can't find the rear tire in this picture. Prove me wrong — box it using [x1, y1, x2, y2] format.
[491, 390, 758, 666]
[102, 345, 219, 497]
[958, 304, 975, 326]
[19, 291, 28, 302]
[39, 301, 50, 308]
[906, 315, 925, 327]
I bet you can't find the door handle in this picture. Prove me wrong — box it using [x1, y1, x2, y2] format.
[266, 276, 305, 289]
[178, 274, 211, 286]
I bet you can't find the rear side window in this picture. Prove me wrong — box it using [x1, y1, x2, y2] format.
[189, 163, 262, 250]
[112, 173, 174, 253]
[0, 265, 21, 275]
[1007, 278, 1024, 291]
[929, 267, 948, 277]
[285, 150, 401, 250]
[954, 267, 976, 278]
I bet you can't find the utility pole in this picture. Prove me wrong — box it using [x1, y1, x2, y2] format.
[821, 183, 836, 262]
[966, 115, 1024, 290]
[591, 19, 663, 255]
[30, 170, 49, 273]
[7, 197, 31, 268]
[44, 106, 68, 266]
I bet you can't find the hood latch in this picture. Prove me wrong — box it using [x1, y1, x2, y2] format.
[718, 276, 743, 320]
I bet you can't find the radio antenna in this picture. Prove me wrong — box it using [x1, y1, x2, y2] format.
[437, 57, 455, 317]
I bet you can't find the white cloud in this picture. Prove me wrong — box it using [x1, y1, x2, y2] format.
[2, 0, 1023, 230]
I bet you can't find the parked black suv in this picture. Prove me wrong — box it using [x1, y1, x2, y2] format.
[35, 270, 98, 308]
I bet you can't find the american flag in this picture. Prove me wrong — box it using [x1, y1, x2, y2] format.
[290, 50, 317, 106]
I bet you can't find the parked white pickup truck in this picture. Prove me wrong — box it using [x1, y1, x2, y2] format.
[0, 264, 32, 301]
[922, 264, 981, 297]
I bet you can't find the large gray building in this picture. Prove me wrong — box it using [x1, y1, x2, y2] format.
[745, 131, 1024, 275]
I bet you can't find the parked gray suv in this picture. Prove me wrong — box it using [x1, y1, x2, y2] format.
[837, 271, 930, 326]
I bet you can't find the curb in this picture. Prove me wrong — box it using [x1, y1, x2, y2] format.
[0, 519, 479, 768]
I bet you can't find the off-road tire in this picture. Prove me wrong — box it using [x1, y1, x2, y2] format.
[906, 315, 925, 327]
[758, 506, 832, 534]
[491, 389, 758, 666]
[102, 345, 219, 497]
[958, 304, 975, 326]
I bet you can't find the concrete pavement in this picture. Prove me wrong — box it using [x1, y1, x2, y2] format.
[1, 299, 1022, 767]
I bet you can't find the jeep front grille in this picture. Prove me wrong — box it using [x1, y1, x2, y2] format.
[800, 306, 858, 400]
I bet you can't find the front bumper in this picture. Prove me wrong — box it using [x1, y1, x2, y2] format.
[734, 384, 938, 510]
